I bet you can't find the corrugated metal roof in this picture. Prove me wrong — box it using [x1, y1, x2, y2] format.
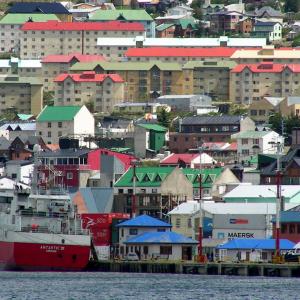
[54, 72, 124, 83]
[168, 201, 299, 215]
[0, 59, 41, 68]
[231, 130, 274, 139]
[37, 105, 81, 122]
[181, 115, 241, 125]
[124, 231, 198, 244]
[70, 61, 182, 71]
[8, 2, 70, 14]
[223, 185, 300, 200]
[117, 215, 172, 227]
[21, 20, 144, 31]
[217, 239, 294, 250]
[0, 122, 36, 131]
[89, 9, 153, 21]
[137, 123, 167, 132]
[0, 13, 59, 24]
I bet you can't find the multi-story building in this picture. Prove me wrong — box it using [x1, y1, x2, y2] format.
[0, 57, 42, 77]
[69, 61, 185, 101]
[231, 46, 300, 64]
[125, 47, 237, 63]
[252, 21, 282, 42]
[20, 21, 145, 59]
[230, 63, 300, 105]
[41, 53, 105, 91]
[8, 2, 72, 22]
[210, 10, 244, 34]
[169, 115, 255, 153]
[53, 72, 124, 113]
[231, 130, 283, 161]
[96, 36, 266, 60]
[36, 105, 94, 144]
[183, 61, 236, 101]
[0, 75, 43, 115]
[89, 9, 155, 37]
[0, 13, 59, 54]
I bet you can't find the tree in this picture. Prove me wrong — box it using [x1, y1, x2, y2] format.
[229, 104, 248, 116]
[284, 0, 300, 12]
[43, 91, 54, 107]
[157, 108, 171, 128]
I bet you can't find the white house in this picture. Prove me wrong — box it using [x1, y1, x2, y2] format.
[231, 130, 283, 161]
[5, 160, 33, 184]
[116, 215, 197, 261]
[36, 105, 94, 144]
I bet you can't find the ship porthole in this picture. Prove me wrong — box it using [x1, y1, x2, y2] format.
[62, 239, 65, 244]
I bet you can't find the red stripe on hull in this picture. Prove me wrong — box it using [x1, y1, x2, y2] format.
[0, 241, 90, 271]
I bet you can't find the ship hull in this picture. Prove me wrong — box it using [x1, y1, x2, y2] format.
[0, 239, 91, 271]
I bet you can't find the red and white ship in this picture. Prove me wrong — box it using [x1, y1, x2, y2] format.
[0, 147, 91, 271]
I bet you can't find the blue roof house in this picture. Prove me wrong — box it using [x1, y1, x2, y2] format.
[116, 215, 197, 260]
[216, 238, 295, 263]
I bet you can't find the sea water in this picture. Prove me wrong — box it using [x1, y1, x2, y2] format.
[0, 272, 299, 300]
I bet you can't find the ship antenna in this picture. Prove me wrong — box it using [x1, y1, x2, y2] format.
[32, 144, 41, 195]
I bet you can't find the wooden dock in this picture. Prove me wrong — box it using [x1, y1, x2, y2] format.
[86, 261, 300, 277]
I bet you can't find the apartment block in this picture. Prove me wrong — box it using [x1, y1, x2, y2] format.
[20, 21, 145, 59]
[231, 46, 300, 64]
[0, 57, 42, 78]
[0, 75, 43, 115]
[54, 72, 124, 113]
[0, 13, 59, 54]
[230, 63, 300, 105]
[69, 61, 186, 101]
[125, 47, 237, 63]
[89, 9, 155, 37]
[183, 61, 237, 101]
[41, 53, 105, 91]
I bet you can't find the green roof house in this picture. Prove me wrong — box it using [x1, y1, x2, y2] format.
[114, 166, 225, 216]
[231, 130, 283, 162]
[36, 105, 94, 144]
[89, 9, 155, 37]
[0, 13, 59, 53]
[134, 123, 167, 158]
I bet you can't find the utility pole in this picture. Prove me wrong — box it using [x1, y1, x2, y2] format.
[269, 141, 282, 261]
[131, 159, 139, 218]
[197, 143, 206, 263]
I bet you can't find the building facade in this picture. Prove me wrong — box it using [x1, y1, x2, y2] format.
[20, 21, 145, 59]
[54, 72, 124, 114]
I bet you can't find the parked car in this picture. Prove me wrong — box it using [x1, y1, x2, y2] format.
[125, 253, 139, 261]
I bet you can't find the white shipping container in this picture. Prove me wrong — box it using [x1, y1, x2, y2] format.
[95, 246, 110, 261]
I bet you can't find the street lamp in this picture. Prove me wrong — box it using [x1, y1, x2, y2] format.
[131, 159, 140, 218]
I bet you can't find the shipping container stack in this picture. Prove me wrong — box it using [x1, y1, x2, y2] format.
[81, 213, 130, 260]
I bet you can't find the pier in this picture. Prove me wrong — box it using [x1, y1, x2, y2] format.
[86, 261, 300, 277]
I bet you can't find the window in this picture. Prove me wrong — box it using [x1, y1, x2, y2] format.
[160, 246, 172, 255]
[289, 224, 295, 233]
[175, 218, 181, 228]
[242, 149, 249, 155]
[188, 218, 192, 228]
[129, 228, 138, 235]
[47, 131, 51, 138]
[67, 172, 73, 180]
[242, 139, 248, 145]
[253, 139, 259, 145]
[58, 122, 62, 128]
[47, 122, 51, 128]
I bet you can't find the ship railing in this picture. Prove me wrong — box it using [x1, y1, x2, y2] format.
[19, 210, 68, 218]
[21, 225, 49, 233]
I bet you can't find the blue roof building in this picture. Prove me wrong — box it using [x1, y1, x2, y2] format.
[116, 215, 172, 228]
[8, 2, 70, 15]
[116, 215, 196, 261]
[125, 231, 198, 245]
[216, 238, 295, 263]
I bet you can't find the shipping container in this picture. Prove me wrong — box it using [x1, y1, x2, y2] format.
[95, 246, 110, 261]
[81, 213, 130, 229]
[90, 227, 111, 245]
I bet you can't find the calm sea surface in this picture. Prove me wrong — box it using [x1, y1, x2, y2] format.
[0, 272, 299, 300]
